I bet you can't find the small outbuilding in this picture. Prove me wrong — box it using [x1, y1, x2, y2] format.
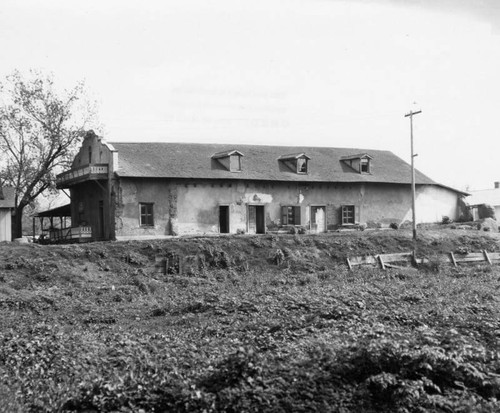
[0, 186, 15, 242]
[468, 182, 500, 221]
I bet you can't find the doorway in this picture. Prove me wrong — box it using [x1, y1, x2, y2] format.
[310, 206, 326, 233]
[219, 205, 229, 233]
[98, 200, 105, 239]
[248, 205, 265, 234]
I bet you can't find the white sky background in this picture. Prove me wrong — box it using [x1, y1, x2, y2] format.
[1, 0, 500, 191]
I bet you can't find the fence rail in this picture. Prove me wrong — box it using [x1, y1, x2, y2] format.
[347, 250, 499, 270]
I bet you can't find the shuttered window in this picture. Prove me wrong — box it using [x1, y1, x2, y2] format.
[281, 206, 301, 225]
[140, 203, 154, 226]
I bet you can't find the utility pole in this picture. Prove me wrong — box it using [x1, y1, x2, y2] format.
[404, 109, 422, 240]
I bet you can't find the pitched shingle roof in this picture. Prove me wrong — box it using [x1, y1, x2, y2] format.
[0, 186, 15, 208]
[110, 142, 465, 194]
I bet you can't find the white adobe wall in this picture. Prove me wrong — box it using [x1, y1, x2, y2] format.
[402, 185, 459, 224]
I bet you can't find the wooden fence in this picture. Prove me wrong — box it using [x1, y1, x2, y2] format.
[347, 250, 500, 270]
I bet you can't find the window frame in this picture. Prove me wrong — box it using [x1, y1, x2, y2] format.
[296, 158, 308, 174]
[230, 154, 242, 172]
[360, 158, 370, 174]
[281, 205, 301, 225]
[341, 205, 355, 225]
[139, 202, 154, 227]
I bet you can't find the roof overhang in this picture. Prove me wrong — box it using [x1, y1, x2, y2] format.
[340, 153, 373, 161]
[278, 153, 311, 161]
[35, 203, 71, 218]
[212, 150, 244, 159]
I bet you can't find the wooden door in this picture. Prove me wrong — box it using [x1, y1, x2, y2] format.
[311, 206, 326, 233]
[248, 205, 265, 234]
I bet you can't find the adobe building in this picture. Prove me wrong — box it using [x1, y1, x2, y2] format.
[55, 131, 467, 241]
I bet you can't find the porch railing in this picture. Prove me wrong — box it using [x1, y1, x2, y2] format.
[45, 226, 92, 243]
[56, 164, 108, 187]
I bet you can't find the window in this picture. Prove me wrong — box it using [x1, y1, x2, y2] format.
[281, 206, 301, 225]
[230, 154, 242, 172]
[88, 147, 92, 164]
[360, 158, 370, 173]
[278, 153, 310, 174]
[341, 205, 355, 225]
[340, 154, 372, 174]
[140, 203, 154, 226]
[278, 153, 311, 174]
[297, 158, 308, 174]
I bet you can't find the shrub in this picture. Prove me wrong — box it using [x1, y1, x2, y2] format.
[478, 204, 496, 220]
[389, 223, 399, 230]
[273, 249, 285, 265]
[441, 216, 451, 225]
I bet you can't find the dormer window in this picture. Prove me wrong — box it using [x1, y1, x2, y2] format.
[279, 153, 310, 174]
[360, 158, 370, 173]
[341, 153, 372, 174]
[297, 158, 307, 173]
[212, 150, 244, 172]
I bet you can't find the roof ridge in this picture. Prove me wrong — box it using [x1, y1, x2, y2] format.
[110, 141, 392, 152]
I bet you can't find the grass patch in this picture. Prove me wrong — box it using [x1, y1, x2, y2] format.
[1, 230, 500, 411]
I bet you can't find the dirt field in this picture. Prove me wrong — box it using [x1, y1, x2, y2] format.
[1, 228, 500, 412]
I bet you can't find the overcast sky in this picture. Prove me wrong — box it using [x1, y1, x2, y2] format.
[1, 0, 499, 191]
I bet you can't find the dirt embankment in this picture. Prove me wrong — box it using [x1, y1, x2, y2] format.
[2, 228, 500, 278]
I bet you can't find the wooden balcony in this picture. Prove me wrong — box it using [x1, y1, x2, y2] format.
[56, 164, 109, 188]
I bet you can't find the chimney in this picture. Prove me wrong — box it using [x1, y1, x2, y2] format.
[495, 182, 500, 189]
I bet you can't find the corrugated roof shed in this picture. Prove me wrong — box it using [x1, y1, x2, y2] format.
[110, 142, 465, 194]
[0, 187, 15, 208]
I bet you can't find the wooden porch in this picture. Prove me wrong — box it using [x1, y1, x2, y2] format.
[34, 204, 93, 243]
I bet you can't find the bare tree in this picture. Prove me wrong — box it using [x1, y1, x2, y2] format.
[0, 70, 96, 238]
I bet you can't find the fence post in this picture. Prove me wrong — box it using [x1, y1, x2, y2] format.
[483, 250, 492, 265]
[449, 252, 457, 267]
[378, 255, 386, 270]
